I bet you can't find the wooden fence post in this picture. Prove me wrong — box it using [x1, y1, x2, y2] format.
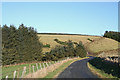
[43, 63, 46, 74]
[36, 63, 38, 71]
[32, 66, 34, 73]
[6, 75, 8, 80]
[13, 70, 16, 80]
[67, 57, 69, 59]
[55, 61, 56, 63]
[39, 63, 42, 69]
[46, 62, 49, 67]
[17, 68, 19, 78]
[21, 66, 26, 78]
[58, 61, 60, 63]
[49, 62, 51, 65]
[29, 64, 31, 73]
[43, 63, 45, 68]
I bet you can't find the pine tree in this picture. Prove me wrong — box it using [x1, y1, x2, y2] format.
[2, 24, 43, 65]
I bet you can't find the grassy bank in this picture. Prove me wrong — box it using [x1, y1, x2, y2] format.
[87, 62, 116, 78]
[44, 57, 88, 78]
[86, 38, 119, 54]
[88, 57, 120, 78]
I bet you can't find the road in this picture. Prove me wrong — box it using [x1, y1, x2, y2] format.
[56, 57, 101, 80]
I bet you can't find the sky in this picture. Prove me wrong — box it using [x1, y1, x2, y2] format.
[2, 2, 118, 36]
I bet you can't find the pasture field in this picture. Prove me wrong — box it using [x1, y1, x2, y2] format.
[86, 37, 120, 54]
[38, 34, 101, 53]
[38, 34, 120, 55]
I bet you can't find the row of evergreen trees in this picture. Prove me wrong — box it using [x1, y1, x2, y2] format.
[2, 24, 43, 65]
[43, 40, 87, 61]
[2, 24, 87, 65]
[103, 31, 120, 42]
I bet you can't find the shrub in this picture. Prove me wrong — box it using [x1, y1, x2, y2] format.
[87, 38, 93, 42]
[54, 38, 68, 45]
[45, 40, 86, 61]
[75, 41, 87, 57]
[43, 44, 50, 48]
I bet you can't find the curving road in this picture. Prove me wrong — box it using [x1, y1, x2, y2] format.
[56, 57, 101, 80]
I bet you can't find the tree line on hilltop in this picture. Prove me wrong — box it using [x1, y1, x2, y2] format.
[103, 31, 120, 42]
[2, 24, 87, 65]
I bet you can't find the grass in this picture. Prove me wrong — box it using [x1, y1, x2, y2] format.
[44, 57, 88, 78]
[86, 37, 120, 53]
[38, 34, 120, 55]
[87, 57, 120, 79]
[2, 61, 55, 78]
[87, 62, 117, 78]
[38, 34, 100, 53]
[44, 60, 73, 78]
[89, 57, 120, 78]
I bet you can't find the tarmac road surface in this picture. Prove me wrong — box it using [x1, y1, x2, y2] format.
[56, 57, 101, 80]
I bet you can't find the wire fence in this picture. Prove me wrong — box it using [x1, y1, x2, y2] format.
[2, 61, 56, 79]
[1, 57, 79, 79]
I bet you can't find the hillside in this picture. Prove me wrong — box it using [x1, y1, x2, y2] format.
[38, 34, 101, 52]
[38, 33, 119, 56]
[85, 37, 119, 54]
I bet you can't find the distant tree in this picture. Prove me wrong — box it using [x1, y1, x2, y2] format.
[54, 39, 59, 42]
[67, 40, 75, 57]
[103, 31, 120, 42]
[105, 31, 108, 33]
[75, 41, 87, 58]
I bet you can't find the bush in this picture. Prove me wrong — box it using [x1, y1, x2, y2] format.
[87, 38, 93, 42]
[43, 44, 50, 48]
[75, 41, 87, 57]
[54, 38, 68, 45]
[45, 40, 87, 61]
[54, 39, 59, 42]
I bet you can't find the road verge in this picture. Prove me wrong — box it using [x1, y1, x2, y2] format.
[87, 62, 117, 78]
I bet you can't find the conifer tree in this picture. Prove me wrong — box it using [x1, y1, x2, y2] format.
[2, 24, 43, 65]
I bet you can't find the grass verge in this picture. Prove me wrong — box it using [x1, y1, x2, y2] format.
[44, 57, 88, 78]
[87, 62, 117, 78]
